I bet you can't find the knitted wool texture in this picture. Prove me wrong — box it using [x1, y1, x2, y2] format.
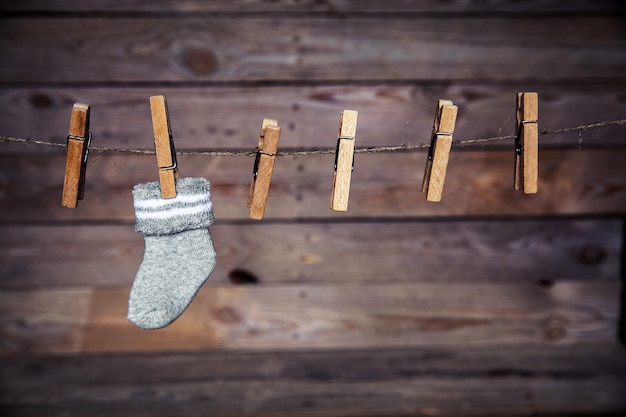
[128, 177, 217, 329]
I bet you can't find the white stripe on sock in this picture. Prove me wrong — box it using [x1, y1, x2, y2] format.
[135, 201, 213, 220]
[134, 192, 211, 210]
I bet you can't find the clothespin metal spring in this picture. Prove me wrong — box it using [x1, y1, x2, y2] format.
[426, 130, 454, 162]
[334, 135, 355, 172]
[67, 131, 92, 164]
[161, 134, 178, 172]
[252, 150, 276, 180]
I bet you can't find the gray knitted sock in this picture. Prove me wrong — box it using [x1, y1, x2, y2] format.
[128, 177, 217, 330]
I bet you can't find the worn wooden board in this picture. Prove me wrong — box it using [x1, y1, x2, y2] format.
[2, 85, 626, 154]
[2, 346, 625, 417]
[4, 346, 626, 389]
[0, 282, 619, 354]
[0, 83, 626, 154]
[0, 3, 624, 417]
[0, 219, 620, 287]
[1, 149, 625, 222]
[1, 0, 623, 13]
[1, 17, 625, 83]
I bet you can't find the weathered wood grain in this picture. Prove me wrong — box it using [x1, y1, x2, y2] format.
[4, 346, 625, 388]
[1, 17, 625, 83]
[0, 220, 620, 287]
[0, 288, 93, 354]
[0, 4, 624, 417]
[2, 376, 624, 416]
[2, 346, 625, 417]
[1, 149, 625, 222]
[1, 0, 623, 13]
[0, 282, 619, 354]
[2, 85, 625, 154]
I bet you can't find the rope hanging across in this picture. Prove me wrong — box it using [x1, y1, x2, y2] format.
[1, 118, 625, 158]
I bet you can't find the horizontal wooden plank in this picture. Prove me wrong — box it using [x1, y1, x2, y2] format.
[0, 282, 619, 354]
[2, 376, 624, 417]
[2, 85, 626, 154]
[0, 149, 625, 222]
[1, 0, 623, 13]
[4, 346, 626, 388]
[1, 17, 624, 83]
[2, 346, 625, 416]
[0, 219, 620, 287]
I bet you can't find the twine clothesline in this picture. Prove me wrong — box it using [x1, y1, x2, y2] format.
[1, 118, 625, 158]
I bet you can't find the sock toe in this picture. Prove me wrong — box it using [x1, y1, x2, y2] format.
[127, 304, 173, 330]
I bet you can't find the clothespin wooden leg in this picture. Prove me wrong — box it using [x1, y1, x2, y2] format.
[62, 103, 91, 208]
[248, 118, 278, 209]
[248, 118, 281, 220]
[150, 95, 178, 199]
[422, 100, 458, 202]
[514, 92, 538, 194]
[330, 110, 358, 212]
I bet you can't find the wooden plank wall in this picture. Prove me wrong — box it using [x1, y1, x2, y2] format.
[1, 1, 626, 416]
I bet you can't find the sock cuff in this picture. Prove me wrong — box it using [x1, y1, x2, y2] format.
[133, 177, 214, 236]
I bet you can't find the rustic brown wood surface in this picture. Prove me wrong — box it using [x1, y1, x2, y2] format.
[1, 17, 625, 83]
[0, 219, 619, 287]
[2, 85, 625, 153]
[1, 0, 624, 13]
[2, 346, 625, 417]
[0, 282, 619, 354]
[1, 1, 625, 416]
[1, 149, 625, 222]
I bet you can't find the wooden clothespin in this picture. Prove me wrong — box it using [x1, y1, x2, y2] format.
[421, 100, 458, 202]
[248, 118, 281, 220]
[150, 95, 178, 199]
[62, 103, 91, 208]
[514, 92, 538, 194]
[330, 110, 358, 212]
